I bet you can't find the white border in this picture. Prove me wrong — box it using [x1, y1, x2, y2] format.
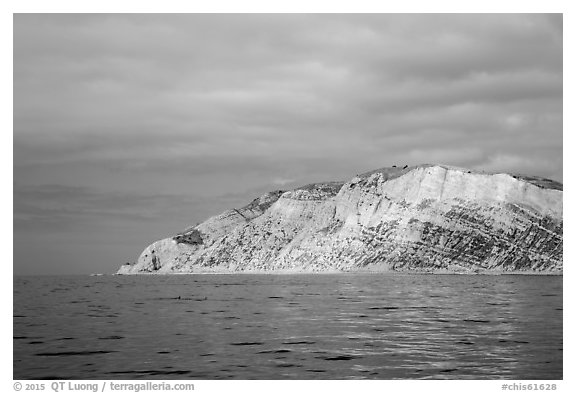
[4, 1, 572, 392]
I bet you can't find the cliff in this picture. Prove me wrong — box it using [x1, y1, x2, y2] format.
[117, 164, 563, 274]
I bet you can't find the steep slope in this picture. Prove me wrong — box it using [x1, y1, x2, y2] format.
[117, 165, 563, 274]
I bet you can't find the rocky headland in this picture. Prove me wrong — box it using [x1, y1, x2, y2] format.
[117, 164, 563, 275]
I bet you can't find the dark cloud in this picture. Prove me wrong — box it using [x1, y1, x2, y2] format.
[13, 14, 562, 274]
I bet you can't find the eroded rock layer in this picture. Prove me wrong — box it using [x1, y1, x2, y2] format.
[117, 165, 563, 274]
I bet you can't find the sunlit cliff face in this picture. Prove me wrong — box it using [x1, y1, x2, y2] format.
[118, 165, 563, 275]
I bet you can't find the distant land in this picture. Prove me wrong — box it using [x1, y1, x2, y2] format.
[117, 164, 562, 275]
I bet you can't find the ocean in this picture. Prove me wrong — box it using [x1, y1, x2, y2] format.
[13, 274, 562, 380]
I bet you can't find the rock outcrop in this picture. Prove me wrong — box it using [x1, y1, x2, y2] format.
[117, 164, 563, 274]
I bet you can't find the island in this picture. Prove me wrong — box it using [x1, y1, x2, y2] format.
[117, 164, 562, 274]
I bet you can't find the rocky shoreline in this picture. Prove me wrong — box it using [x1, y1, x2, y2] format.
[118, 164, 563, 275]
[114, 271, 562, 276]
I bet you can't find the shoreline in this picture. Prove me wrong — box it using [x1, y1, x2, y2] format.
[113, 269, 563, 276]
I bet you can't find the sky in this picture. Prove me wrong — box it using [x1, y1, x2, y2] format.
[13, 13, 563, 275]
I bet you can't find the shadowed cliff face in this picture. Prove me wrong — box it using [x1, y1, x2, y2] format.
[117, 165, 563, 274]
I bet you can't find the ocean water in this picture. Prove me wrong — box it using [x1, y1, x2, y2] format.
[13, 274, 562, 380]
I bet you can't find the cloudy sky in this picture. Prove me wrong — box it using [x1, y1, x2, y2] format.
[13, 14, 562, 275]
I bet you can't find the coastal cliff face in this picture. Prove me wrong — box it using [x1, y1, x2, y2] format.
[117, 165, 563, 274]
